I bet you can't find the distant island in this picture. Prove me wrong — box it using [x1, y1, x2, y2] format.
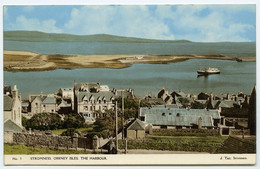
[4, 50, 255, 72]
[4, 31, 191, 43]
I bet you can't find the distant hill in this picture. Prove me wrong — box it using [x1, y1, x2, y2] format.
[4, 31, 191, 43]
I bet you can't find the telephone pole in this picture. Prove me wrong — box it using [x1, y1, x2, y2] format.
[121, 92, 124, 140]
[115, 101, 118, 152]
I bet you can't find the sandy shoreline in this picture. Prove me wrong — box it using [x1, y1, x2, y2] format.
[4, 50, 256, 72]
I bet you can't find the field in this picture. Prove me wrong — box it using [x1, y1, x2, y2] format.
[119, 136, 228, 153]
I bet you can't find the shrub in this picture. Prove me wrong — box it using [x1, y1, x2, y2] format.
[61, 128, 80, 137]
[26, 113, 63, 130]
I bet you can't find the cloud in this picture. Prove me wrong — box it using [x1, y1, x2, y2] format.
[154, 5, 255, 42]
[23, 6, 35, 13]
[9, 15, 62, 33]
[3, 6, 8, 18]
[3, 5, 255, 42]
[64, 6, 175, 40]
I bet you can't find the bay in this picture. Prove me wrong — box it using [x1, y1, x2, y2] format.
[4, 41, 256, 57]
[4, 59, 256, 99]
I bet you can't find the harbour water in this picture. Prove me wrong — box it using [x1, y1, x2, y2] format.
[4, 59, 256, 99]
[4, 41, 256, 57]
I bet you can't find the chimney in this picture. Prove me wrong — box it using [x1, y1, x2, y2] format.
[12, 85, 18, 99]
[198, 117, 202, 129]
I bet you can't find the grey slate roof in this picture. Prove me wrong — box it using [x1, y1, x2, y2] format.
[127, 119, 145, 130]
[30, 95, 47, 103]
[60, 88, 73, 92]
[78, 91, 115, 101]
[42, 96, 56, 104]
[4, 95, 13, 111]
[218, 100, 238, 108]
[75, 82, 100, 91]
[140, 107, 220, 127]
[4, 119, 23, 133]
[58, 99, 71, 107]
[151, 104, 179, 108]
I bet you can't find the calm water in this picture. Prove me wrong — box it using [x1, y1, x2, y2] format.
[4, 59, 256, 99]
[4, 41, 256, 57]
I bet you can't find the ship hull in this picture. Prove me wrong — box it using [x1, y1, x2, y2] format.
[197, 71, 220, 75]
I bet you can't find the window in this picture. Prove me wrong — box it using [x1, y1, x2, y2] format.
[14, 110, 16, 121]
[99, 100, 101, 104]
[84, 106, 88, 110]
[99, 106, 102, 110]
[162, 112, 165, 116]
[176, 113, 180, 117]
[35, 103, 38, 107]
[104, 100, 106, 104]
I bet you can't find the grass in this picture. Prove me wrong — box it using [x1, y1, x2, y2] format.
[119, 136, 228, 153]
[4, 144, 91, 155]
[52, 127, 94, 135]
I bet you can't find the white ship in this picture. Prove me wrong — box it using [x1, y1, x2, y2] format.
[197, 67, 220, 75]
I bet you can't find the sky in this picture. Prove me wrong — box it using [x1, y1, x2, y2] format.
[3, 5, 256, 42]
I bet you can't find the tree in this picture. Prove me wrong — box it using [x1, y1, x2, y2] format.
[92, 109, 122, 138]
[61, 128, 80, 137]
[191, 101, 205, 109]
[26, 113, 63, 130]
[116, 97, 151, 119]
[63, 113, 85, 129]
[22, 116, 29, 129]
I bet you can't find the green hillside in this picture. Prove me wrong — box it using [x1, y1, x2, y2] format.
[4, 31, 191, 43]
[214, 136, 256, 154]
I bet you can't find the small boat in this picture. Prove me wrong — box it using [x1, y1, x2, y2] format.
[197, 67, 220, 75]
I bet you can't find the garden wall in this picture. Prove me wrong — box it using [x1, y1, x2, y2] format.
[11, 132, 96, 150]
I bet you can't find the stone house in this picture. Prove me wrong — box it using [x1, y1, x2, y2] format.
[157, 88, 174, 104]
[4, 85, 23, 132]
[197, 92, 210, 100]
[29, 94, 57, 114]
[58, 88, 73, 99]
[76, 91, 116, 123]
[139, 106, 220, 129]
[126, 119, 145, 139]
[4, 85, 22, 127]
[73, 81, 134, 123]
[57, 99, 72, 114]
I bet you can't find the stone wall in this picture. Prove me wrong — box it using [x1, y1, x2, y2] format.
[230, 129, 250, 136]
[12, 132, 95, 150]
[4, 131, 14, 144]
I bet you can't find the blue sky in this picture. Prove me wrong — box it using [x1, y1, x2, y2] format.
[3, 5, 256, 42]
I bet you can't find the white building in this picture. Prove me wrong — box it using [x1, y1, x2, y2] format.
[4, 85, 23, 130]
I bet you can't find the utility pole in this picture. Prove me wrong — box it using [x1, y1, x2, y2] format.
[115, 101, 118, 153]
[138, 99, 141, 119]
[122, 92, 124, 140]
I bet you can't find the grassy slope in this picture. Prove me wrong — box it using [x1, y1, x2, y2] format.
[119, 136, 228, 153]
[52, 127, 94, 135]
[214, 136, 256, 154]
[4, 144, 91, 155]
[4, 31, 191, 43]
